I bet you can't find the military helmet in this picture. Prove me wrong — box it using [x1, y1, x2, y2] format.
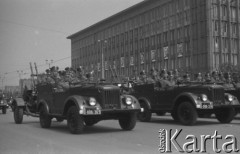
[65, 67, 70, 71]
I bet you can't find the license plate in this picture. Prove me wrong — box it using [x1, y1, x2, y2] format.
[202, 103, 212, 109]
[85, 109, 101, 115]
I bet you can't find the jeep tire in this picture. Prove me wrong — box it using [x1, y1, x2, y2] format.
[14, 106, 23, 124]
[2, 107, 6, 114]
[177, 102, 197, 126]
[119, 112, 137, 130]
[215, 107, 235, 123]
[39, 106, 51, 128]
[137, 102, 151, 122]
[67, 106, 84, 134]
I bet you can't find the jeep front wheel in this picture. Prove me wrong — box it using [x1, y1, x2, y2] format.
[14, 107, 23, 124]
[177, 102, 197, 126]
[39, 106, 51, 128]
[137, 102, 151, 122]
[67, 106, 84, 134]
[2, 107, 6, 114]
[119, 113, 137, 131]
[215, 107, 235, 123]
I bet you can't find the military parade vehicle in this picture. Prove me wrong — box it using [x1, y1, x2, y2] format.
[0, 93, 8, 114]
[131, 81, 240, 126]
[12, 63, 142, 134]
[36, 82, 141, 134]
[12, 63, 40, 124]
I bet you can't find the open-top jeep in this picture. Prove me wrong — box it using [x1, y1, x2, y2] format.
[35, 83, 141, 134]
[131, 82, 240, 126]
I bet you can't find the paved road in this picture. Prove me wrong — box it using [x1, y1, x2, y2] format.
[0, 109, 239, 154]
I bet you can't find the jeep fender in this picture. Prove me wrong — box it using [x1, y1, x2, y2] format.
[173, 92, 199, 109]
[37, 99, 50, 113]
[121, 94, 141, 109]
[137, 97, 151, 110]
[63, 95, 86, 115]
[12, 98, 25, 107]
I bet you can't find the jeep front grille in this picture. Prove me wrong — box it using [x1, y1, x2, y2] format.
[101, 89, 121, 109]
[211, 88, 225, 105]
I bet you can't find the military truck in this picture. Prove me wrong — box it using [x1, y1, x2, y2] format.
[0, 94, 8, 114]
[131, 82, 240, 126]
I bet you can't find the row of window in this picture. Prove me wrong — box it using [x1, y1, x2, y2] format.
[214, 37, 238, 53]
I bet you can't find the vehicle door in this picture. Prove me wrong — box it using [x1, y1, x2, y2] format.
[52, 89, 69, 114]
[155, 81, 175, 110]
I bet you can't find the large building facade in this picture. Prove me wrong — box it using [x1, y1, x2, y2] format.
[68, 0, 240, 80]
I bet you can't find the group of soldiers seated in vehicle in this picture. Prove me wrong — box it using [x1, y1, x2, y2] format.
[36, 65, 240, 92]
[37, 66, 95, 91]
[130, 68, 240, 89]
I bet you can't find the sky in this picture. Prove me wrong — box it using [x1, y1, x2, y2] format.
[0, 0, 144, 87]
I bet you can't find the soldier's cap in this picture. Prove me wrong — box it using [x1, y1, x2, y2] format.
[45, 69, 50, 73]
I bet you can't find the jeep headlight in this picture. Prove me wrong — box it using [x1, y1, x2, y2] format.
[125, 97, 132, 106]
[89, 97, 97, 106]
[117, 84, 122, 87]
[201, 94, 208, 102]
[227, 95, 234, 102]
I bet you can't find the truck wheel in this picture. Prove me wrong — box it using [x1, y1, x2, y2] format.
[84, 119, 98, 126]
[2, 107, 7, 114]
[67, 106, 84, 134]
[137, 102, 151, 122]
[156, 111, 166, 116]
[215, 107, 235, 123]
[119, 112, 137, 131]
[14, 107, 23, 124]
[39, 106, 51, 128]
[177, 102, 197, 126]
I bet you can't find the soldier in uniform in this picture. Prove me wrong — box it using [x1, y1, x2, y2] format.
[204, 72, 213, 83]
[149, 68, 160, 82]
[157, 69, 173, 89]
[167, 71, 175, 85]
[183, 72, 191, 82]
[195, 72, 204, 82]
[212, 71, 220, 82]
[218, 71, 226, 83]
[45, 69, 55, 85]
[86, 71, 95, 82]
[76, 66, 87, 82]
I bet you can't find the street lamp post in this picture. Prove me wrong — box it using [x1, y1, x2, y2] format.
[0, 73, 7, 91]
[45, 59, 53, 68]
[98, 40, 107, 79]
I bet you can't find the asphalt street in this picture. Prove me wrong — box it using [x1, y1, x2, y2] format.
[0, 109, 239, 154]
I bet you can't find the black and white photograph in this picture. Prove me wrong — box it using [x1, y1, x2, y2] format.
[0, 0, 240, 154]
